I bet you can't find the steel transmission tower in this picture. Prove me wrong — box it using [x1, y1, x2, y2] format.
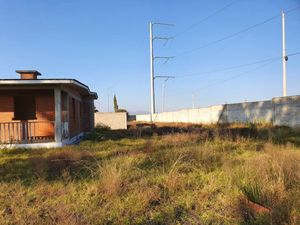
[149, 22, 174, 122]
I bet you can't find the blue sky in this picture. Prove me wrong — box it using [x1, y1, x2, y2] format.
[0, 0, 299, 113]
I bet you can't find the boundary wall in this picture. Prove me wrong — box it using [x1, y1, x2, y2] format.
[136, 95, 300, 128]
[95, 112, 127, 130]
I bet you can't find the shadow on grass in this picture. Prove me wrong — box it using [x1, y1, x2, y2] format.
[1, 124, 299, 185]
[0, 150, 98, 185]
[88, 124, 300, 147]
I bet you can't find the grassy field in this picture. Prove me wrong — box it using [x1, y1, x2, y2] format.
[0, 123, 300, 225]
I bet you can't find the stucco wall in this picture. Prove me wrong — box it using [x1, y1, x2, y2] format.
[273, 96, 300, 127]
[136, 95, 300, 128]
[94, 112, 127, 130]
[221, 101, 273, 124]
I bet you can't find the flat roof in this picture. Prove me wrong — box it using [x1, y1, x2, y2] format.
[0, 79, 98, 99]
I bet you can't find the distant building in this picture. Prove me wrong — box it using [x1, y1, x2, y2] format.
[0, 70, 97, 148]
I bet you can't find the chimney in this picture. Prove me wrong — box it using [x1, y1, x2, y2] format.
[16, 70, 41, 80]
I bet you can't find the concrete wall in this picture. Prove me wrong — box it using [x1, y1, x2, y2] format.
[136, 95, 300, 128]
[273, 96, 300, 127]
[220, 101, 273, 124]
[140, 105, 225, 124]
[94, 112, 127, 130]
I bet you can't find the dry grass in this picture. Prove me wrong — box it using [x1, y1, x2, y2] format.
[234, 148, 300, 224]
[0, 124, 299, 224]
[98, 162, 123, 196]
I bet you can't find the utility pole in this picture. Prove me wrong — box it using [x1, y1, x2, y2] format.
[192, 92, 195, 109]
[282, 10, 287, 97]
[158, 76, 175, 112]
[162, 81, 165, 112]
[107, 93, 110, 112]
[149, 22, 174, 122]
[150, 23, 155, 122]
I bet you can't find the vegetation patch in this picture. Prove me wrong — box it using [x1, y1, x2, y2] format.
[0, 124, 299, 224]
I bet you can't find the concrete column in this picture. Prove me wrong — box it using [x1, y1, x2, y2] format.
[54, 88, 62, 142]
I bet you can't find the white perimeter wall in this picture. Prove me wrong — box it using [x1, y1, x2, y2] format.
[136, 105, 224, 124]
[136, 95, 300, 128]
[95, 112, 127, 130]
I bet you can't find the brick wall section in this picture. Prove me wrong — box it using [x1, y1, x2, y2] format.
[20, 74, 38, 80]
[0, 88, 96, 142]
[0, 90, 54, 142]
[35, 94, 55, 138]
[68, 95, 95, 137]
[68, 96, 77, 138]
[0, 95, 14, 122]
[68, 96, 85, 138]
[82, 97, 94, 132]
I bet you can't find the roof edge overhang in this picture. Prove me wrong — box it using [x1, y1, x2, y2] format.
[0, 79, 98, 99]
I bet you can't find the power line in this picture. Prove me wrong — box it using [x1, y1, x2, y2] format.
[175, 56, 281, 78]
[285, 5, 300, 14]
[193, 58, 280, 93]
[172, 59, 280, 97]
[171, 51, 300, 96]
[176, 16, 279, 56]
[171, 59, 280, 96]
[175, 5, 300, 57]
[174, 51, 300, 78]
[287, 51, 300, 57]
[174, 0, 239, 37]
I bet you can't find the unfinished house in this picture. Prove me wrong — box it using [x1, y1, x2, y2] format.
[0, 70, 97, 148]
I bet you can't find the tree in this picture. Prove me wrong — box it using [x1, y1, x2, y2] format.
[113, 94, 119, 112]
